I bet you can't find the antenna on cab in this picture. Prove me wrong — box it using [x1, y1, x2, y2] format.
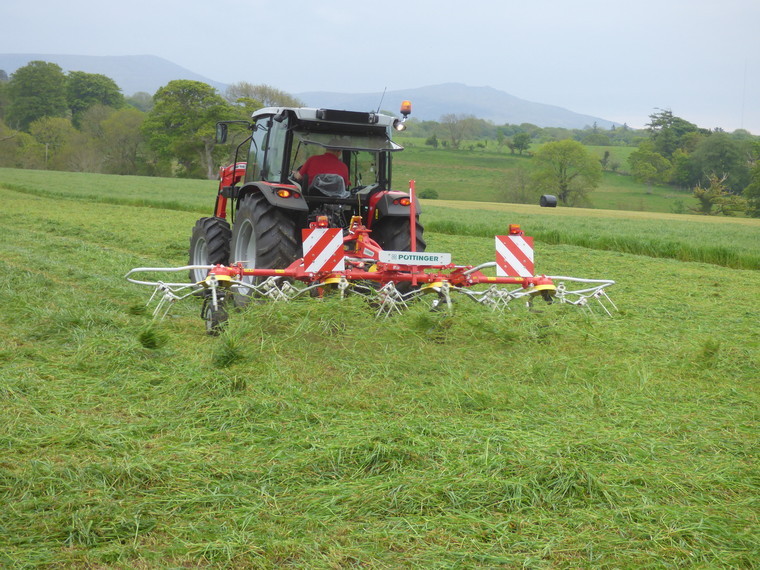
[375, 87, 387, 114]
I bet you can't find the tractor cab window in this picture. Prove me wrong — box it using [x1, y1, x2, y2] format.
[261, 115, 289, 183]
[290, 130, 401, 189]
[245, 118, 269, 182]
[349, 150, 379, 188]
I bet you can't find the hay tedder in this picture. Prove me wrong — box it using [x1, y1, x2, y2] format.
[126, 102, 616, 333]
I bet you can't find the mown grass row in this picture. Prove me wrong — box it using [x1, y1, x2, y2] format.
[0, 177, 212, 214]
[430, 217, 758, 269]
[424, 204, 760, 270]
[3, 167, 758, 272]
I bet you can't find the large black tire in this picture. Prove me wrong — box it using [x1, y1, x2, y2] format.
[370, 217, 426, 295]
[188, 217, 231, 284]
[230, 193, 300, 306]
[371, 216, 426, 252]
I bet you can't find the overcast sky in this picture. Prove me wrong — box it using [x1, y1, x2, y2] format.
[2, 0, 758, 133]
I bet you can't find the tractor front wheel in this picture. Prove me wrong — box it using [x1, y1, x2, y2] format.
[230, 193, 300, 306]
[188, 217, 231, 284]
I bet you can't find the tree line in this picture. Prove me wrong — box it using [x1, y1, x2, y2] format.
[397, 111, 759, 216]
[1, 60, 758, 216]
[626, 109, 760, 215]
[0, 61, 302, 178]
[0, 59, 641, 179]
[402, 114, 644, 152]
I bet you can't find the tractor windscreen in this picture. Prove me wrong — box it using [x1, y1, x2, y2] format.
[292, 131, 403, 152]
[291, 130, 401, 188]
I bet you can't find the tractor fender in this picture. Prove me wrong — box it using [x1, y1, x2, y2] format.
[236, 182, 308, 213]
[367, 190, 423, 221]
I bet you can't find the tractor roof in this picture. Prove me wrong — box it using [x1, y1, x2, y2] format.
[251, 107, 399, 129]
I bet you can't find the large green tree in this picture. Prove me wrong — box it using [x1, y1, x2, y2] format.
[691, 173, 746, 216]
[29, 116, 77, 169]
[6, 61, 68, 131]
[0, 76, 9, 121]
[67, 71, 124, 127]
[646, 109, 703, 159]
[743, 142, 760, 217]
[669, 149, 692, 188]
[628, 144, 671, 188]
[532, 139, 602, 205]
[224, 82, 302, 108]
[0, 119, 24, 167]
[58, 131, 104, 173]
[126, 92, 154, 112]
[512, 132, 531, 155]
[101, 107, 146, 175]
[142, 80, 234, 178]
[440, 113, 477, 149]
[688, 133, 749, 193]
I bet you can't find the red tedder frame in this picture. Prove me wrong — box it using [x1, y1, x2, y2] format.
[200, 176, 554, 292]
[203, 213, 554, 292]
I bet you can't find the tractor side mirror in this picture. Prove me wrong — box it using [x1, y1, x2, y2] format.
[216, 123, 228, 144]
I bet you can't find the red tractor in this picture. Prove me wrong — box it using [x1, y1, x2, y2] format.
[188, 103, 425, 303]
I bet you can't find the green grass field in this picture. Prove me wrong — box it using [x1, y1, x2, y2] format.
[1, 169, 758, 567]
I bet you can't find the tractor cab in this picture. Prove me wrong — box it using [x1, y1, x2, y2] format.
[212, 104, 418, 233]
[242, 107, 405, 195]
[194, 103, 424, 297]
[291, 130, 402, 196]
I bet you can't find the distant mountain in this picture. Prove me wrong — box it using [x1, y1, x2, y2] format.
[0, 54, 617, 129]
[297, 83, 618, 130]
[0, 54, 226, 95]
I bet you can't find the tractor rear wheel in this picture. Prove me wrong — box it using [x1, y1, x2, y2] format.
[230, 193, 300, 306]
[371, 216, 426, 252]
[188, 217, 231, 284]
[370, 217, 426, 295]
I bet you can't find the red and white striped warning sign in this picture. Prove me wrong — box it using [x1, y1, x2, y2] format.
[495, 235, 534, 277]
[302, 228, 345, 273]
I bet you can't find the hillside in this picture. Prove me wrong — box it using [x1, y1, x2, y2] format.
[298, 83, 619, 129]
[1, 54, 617, 128]
[0, 53, 226, 96]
